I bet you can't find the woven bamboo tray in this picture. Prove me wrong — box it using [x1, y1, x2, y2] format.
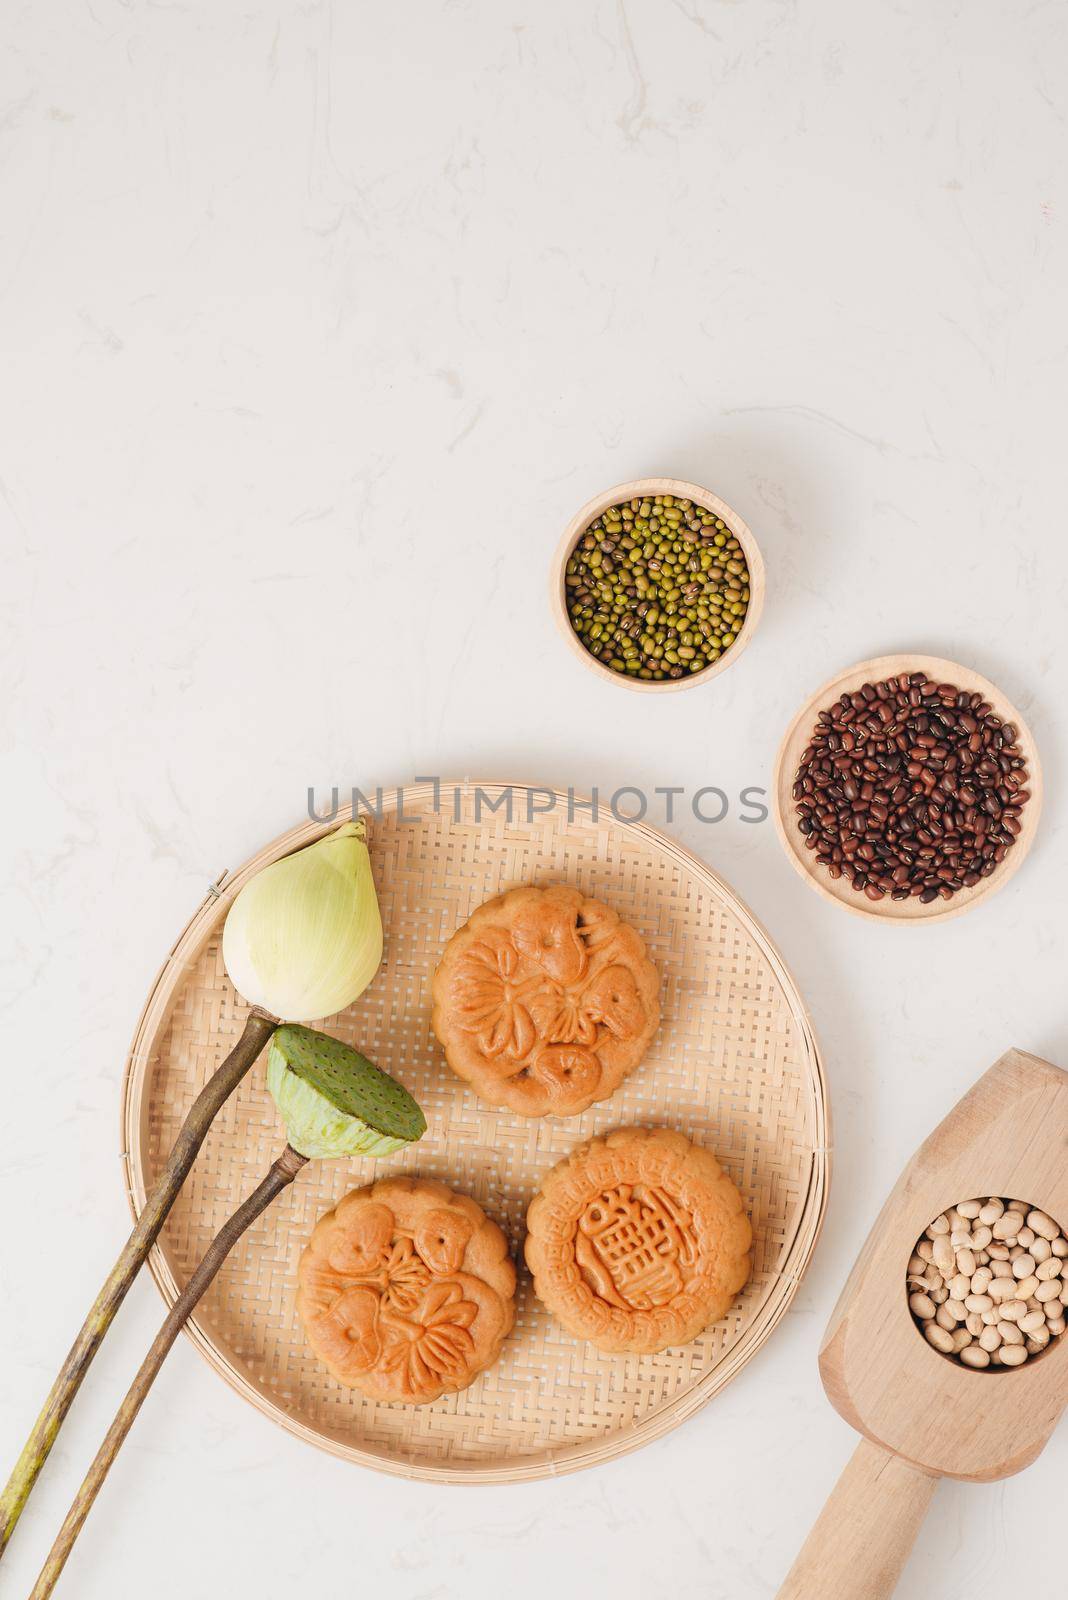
[121, 782, 829, 1483]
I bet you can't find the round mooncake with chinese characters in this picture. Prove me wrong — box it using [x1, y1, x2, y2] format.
[297, 1178, 516, 1404]
[525, 1128, 752, 1354]
[430, 884, 660, 1117]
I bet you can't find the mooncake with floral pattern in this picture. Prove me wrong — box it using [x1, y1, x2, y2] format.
[431, 885, 660, 1118]
[297, 1177, 515, 1404]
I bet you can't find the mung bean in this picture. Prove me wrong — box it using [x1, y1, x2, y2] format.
[565, 494, 750, 680]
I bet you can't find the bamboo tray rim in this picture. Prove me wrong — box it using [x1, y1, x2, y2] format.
[120, 780, 830, 1483]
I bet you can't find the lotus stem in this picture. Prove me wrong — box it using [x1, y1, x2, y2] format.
[0, 1008, 278, 1560]
[30, 1144, 308, 1599]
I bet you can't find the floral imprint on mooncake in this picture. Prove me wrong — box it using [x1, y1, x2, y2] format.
[430, 885, 660, 1117]
[525, 1128, 753, 1354]
[297, 1178, 516, 1404]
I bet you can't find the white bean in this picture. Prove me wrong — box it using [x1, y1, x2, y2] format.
[909, 1200, 1066, 1373]
[1028, 1210, 1059, 1241]
[933, 1237, 955, 1274]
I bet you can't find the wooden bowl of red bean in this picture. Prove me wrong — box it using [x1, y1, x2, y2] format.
[772, 654, 1043, 923]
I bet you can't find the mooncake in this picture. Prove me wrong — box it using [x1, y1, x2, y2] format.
[525, 1127, 752, 1354]
[297, 1177, 515, 1403]
[430, 884, 660, 1117]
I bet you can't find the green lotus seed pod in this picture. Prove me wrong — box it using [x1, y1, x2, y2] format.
[267, 1024, 426, 1160]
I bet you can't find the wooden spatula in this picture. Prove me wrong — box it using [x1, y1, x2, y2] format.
[778, 1046, 1068, 1600]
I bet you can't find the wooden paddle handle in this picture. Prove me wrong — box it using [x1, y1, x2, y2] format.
[777, 1437, 938, 1599]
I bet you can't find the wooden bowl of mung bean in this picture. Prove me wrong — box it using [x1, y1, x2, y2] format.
[551, 478, 765, 693]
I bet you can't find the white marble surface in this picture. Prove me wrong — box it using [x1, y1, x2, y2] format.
[2, 2, 1066, 1595]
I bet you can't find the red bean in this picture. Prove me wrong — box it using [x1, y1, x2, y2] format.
[792, 674, 1030, 907]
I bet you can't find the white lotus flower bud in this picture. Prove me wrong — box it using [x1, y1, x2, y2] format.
[223, 821, 382, 1021]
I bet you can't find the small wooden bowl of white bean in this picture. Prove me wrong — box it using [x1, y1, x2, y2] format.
[907, 1196, 1067, 1370]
